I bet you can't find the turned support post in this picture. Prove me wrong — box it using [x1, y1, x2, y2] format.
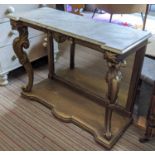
[104, 52, 122, 140]
[11, 21, 33, 92]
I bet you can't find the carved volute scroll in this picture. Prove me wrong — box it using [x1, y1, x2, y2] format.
[104, 51, 123, 140]
[12, 21, 34, 92]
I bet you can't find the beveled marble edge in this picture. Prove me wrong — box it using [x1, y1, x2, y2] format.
[7, 8, 152, 55]
[114, 33, 152, 54]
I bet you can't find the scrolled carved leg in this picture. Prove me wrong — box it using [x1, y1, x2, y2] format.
[104, 52, 122, 140]
[12, 24, 33, 92]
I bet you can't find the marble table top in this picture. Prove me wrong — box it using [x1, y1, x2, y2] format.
[7, 7, 151, 54]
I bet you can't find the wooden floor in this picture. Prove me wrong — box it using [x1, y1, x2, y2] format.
[0, 43, 155, 150]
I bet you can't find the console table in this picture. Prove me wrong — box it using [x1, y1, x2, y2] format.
[7, 7, 151, 149]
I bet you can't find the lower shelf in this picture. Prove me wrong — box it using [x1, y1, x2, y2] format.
[22, 79, 132, 149]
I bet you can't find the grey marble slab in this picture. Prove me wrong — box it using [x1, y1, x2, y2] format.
[7, 7, 151, 54]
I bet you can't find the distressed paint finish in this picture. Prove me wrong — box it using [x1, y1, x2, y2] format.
[8, 7, 150, 149]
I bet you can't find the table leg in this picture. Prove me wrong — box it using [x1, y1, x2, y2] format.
[13, 25, 33, 92]
[70, 39, 75, 69]
[104, 52, 122, 140]
[47, 32, 55, 79]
